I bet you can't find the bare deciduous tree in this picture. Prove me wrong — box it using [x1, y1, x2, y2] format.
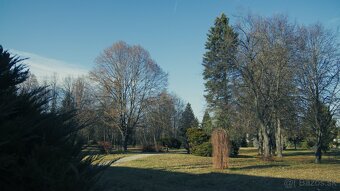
[90, 41, 168, 151]
[296, 24, 340, 163]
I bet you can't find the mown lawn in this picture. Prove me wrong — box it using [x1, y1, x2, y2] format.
[101, 148, 340, 191]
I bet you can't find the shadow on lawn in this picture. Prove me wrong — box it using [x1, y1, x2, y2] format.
[230, 164, 290, 170]
[101, 166, 339, 191]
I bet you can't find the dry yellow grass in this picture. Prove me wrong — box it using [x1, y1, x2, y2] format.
[115, 148, 340, 182]
[102, 148, 340, 191]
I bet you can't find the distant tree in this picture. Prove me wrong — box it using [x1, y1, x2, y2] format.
[0, 46, 103, 191]
[60, 77, 76, 112]
[90, 41, 168, 151]
[296, 24, 340, 163]
[18, 72, 39, 92]
[202, 110, 213, 134]
[179, 103, 198, 153]
[304, 104, 338, 155]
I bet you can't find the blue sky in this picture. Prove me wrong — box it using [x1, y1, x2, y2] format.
[1, 0, 340, 120]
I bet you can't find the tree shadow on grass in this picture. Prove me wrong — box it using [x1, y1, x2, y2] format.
[233, 154, 256, 158]
[283, 149, 340, 157]
[283, 151, 315, 157]
[230, 164, 290, 170]
[100, 166, 339, 191]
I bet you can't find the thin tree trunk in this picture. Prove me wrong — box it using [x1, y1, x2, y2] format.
[153, 135, 158, 152]
[258, 128, 263, 156]
[315, 131, 322, 163]
[276, 118, 283, 158]
[123, 133, 128, 151]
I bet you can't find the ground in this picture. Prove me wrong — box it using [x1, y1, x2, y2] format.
[99, 148, 340, 191]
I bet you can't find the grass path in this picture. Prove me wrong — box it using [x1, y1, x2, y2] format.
[112, 153, 161, 165]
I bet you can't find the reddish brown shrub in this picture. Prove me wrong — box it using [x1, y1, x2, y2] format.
[211, 128, 230, 169]
[98, 141, 112, 154]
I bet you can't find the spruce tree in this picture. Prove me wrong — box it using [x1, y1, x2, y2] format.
[202, 13, 238, 128]
[179, 103, 198, 153]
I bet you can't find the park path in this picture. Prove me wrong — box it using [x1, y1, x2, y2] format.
[112, 154, 160, 166]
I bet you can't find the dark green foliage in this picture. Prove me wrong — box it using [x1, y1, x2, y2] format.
[186, 128, 212, 156]
[202, 13, 238, 112]
[0, 47, 28, 94]
[192, 142, 212, 157]
[304, 103, 338, 152]
[187, 128, 210, 146]
[202, 110, 213, 134]
[240, 136, 248, 147]
[179, 103, 199, 153]
[158, 137, 181, 149]
[202, 13, 241, 158]
[230, 141, 240, 157]
[0, 46, 103, 191]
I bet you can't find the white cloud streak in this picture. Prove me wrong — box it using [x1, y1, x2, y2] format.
[9, 49, 89, 82]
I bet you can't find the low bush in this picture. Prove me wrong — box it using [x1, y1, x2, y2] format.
[98, 141, 113, 154]
[187, 128, 210, 146]
[302, 140, 315, 149]
[142, 144, 156, 152]
[192, 142, 212, 157]
[230, 140, 240, 157]
[158, 137, 182, 149]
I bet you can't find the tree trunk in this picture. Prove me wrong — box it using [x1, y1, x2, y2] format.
[261, 124, 271, 159]
[123, 136, 128, 151]
[153, 135, 159, 152]
[121, 131, 128, 152]
[315, 144, 322, 164]
[258, 128, 263, 156]
[276, 118, 283, 158]
[315, 131, 322, 164]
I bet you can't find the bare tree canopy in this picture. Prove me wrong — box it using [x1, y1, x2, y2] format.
[90, 41, 168, 151]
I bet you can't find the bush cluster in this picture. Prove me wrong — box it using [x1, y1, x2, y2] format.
[186, 128, 240, 157]
[98, 141, 113, 154]
[158, 137, 182, 149]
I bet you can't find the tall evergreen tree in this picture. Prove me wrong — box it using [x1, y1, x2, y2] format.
[202, 13, 238, 127]
[179, 103, 198, 153]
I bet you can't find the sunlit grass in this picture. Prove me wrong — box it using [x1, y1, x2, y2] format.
[114, 148, 340, 182]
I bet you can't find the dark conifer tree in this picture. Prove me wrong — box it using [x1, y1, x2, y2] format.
[179, 103, 198, 153]
[202, 13, 238, 128]
[0, 46, 103, 191]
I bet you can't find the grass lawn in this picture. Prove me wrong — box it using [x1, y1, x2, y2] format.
[101, 148, 340, 191]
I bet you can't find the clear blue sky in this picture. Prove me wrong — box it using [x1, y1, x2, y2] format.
[1, 0, 340, 120]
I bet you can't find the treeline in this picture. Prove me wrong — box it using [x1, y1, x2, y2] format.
[201, 13, 340, 163]
[19, 42, 200, 153]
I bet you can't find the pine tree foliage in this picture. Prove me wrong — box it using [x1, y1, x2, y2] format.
[0, 46, 104, 191]
[179, 103, 198, 153]
[202, 110, 213, 134]
[202, 13, 238, 112]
